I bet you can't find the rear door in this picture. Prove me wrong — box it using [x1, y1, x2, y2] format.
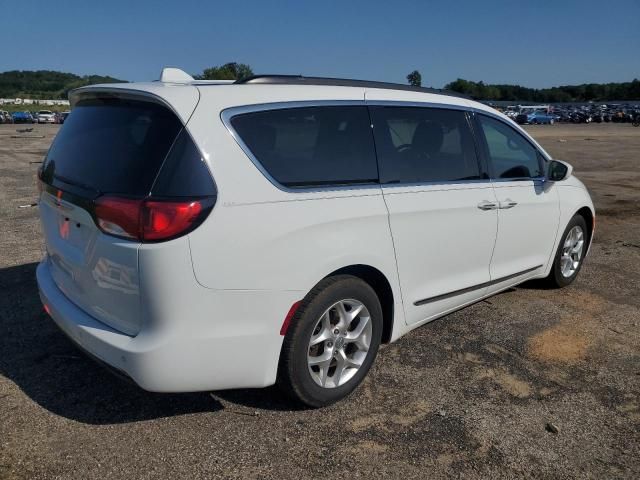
[474, 113, 560, 289]
[38, 94, 196, 335]
[369, 105, 498, 325]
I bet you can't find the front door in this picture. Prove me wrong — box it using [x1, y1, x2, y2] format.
[474, 114, 560, 291]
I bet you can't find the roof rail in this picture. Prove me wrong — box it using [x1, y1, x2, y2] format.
[235, 75, 468, 98]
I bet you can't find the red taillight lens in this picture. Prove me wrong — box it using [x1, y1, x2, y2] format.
[94, 196, 211, 242]
[141, 200, 202, 241]
[94, 197, 143, 240]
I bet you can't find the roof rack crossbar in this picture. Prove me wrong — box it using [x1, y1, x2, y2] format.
[234, 75, 468, 99]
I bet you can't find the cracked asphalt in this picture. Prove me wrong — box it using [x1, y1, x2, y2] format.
[1, 123, 639, 479]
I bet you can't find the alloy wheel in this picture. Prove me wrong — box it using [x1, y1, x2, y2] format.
[307, 299, 372, 388]
[560, 225, 585, 277]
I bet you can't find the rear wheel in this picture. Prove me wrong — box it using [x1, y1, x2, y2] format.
[277, 275, 383, 407]
[545, 215, 588, 287]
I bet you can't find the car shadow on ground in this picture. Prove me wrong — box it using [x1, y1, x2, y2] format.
[0, 262, 300, 425]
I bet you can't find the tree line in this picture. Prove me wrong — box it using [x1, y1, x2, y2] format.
[443, 78, 640, 102]
[2, 65, 639, 102]
[0, 70, 124, 99]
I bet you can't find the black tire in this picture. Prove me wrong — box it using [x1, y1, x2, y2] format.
[545, 214, 588, 288]
[277, 275, 383, 408]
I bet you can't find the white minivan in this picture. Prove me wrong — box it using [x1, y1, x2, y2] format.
[37, 68, 594, 407]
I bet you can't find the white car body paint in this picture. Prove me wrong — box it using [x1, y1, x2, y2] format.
[37, 76, 594, 392]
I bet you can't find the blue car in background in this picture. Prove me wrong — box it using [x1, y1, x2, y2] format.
[526, 111, 556, 124]
[12, 111, 36, 124]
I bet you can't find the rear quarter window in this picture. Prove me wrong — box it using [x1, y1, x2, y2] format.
[230, 106, 378, 188]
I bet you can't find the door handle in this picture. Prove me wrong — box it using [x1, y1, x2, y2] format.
[477, 201, 498, 211]
[499, 199, 518, 209]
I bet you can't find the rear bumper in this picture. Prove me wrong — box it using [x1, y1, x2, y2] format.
[37, 260, 298, 392]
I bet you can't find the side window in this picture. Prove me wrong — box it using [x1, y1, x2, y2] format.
[230, 106, 378, 188]
[478, 115, 543, 179]
[370, 106, 481, 184]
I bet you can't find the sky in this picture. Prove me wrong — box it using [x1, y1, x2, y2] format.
[1, 0, 639, 88]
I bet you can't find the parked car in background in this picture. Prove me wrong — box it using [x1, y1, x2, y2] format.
[526, 111, 556, 124]
[0, 110, 14, 124]
[36, 110, 56, 124]
[58, 111, 70, 124]
[12, 111, 35, 124]
[36, 69, 596, 407]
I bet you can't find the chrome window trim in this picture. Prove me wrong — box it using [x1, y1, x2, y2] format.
[220, 100, 549, 193]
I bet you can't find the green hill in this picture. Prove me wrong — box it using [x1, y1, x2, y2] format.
[0, 70, 126, 100]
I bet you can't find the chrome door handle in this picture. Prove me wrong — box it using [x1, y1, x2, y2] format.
[477, 201, 498, 211]
[499, 199, 518, 209]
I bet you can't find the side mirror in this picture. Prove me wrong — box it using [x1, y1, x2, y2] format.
[547, 160, 573, 182]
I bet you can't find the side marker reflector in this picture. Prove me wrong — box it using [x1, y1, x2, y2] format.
[280, 301, 302, 336]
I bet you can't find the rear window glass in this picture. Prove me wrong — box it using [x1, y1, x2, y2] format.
[370, 106, 481, 184]
[230, 106, 378, 187]
[151, 128, 216, 197]
[42, 97, 183, 196]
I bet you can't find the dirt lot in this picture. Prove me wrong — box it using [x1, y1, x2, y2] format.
[1, 123, 639, 479]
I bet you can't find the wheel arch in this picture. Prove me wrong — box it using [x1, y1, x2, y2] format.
[575, 205, 595, 250]
[325, 264, 395, 344]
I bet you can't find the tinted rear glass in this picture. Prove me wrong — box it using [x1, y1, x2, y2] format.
[42, 97, 183, 196]
[370, 106, 481, 184]
[151, 128, 216, 197]
[231, 106, 378, 187]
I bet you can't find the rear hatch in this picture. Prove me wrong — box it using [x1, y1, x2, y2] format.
[39, 88, 215, 335]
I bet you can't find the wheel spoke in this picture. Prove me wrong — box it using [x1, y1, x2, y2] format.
[345, 315, 370, 345]
[564, 232, 573, 248]
[348, 303, 364, 322]
[335, 301, 350, 329]
[333, 350, 347, 386]
[572, 240, 584, 255]
[308, 350, 332, 366]
[309, 313, 332, 346]
[319, 363, 330, 387]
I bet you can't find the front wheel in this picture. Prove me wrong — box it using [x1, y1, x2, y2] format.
[277, 275, 383, 407]
[545, 215, 588, 288]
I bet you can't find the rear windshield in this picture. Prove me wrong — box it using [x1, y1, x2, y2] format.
[42, 97, 183, 196]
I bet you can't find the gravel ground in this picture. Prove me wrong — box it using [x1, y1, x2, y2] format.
[0, 123, 639, 479]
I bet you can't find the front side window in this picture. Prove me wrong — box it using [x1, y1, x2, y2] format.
[230, 106, 377, 188]
[478, 115, 543, 179]
[370, 106, 481, 184]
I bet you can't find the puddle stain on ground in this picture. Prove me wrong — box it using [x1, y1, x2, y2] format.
[526, 291, 609, 364]
[527, 323, 591, 364]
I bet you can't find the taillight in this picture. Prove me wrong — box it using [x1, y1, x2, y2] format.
[94, 196, 213, 242]
[141, 200, 202, 241]
[94, 197, 142, 240]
